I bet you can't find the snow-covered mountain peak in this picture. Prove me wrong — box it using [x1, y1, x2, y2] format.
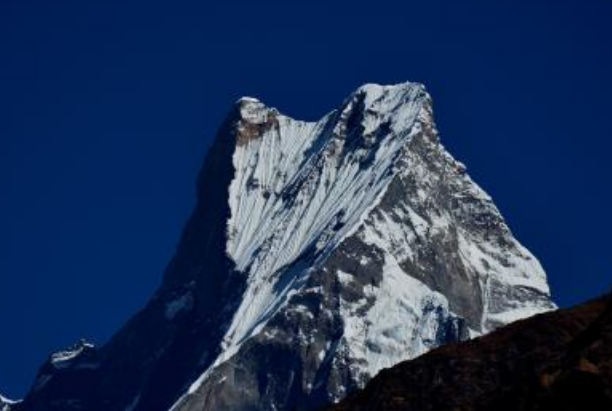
[232, 96, 281, 147]
[209, 80, 553, 404]
[233, 81, 428, 148]
[333, 81, 430, 142]
[225, 81, 428, 289]
[16, 81, 556, 411]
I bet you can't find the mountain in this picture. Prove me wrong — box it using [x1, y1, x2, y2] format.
[12, 82, 554, 411]
[325, 292, 612, 411]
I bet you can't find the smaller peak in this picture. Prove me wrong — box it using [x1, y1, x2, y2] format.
[234, 96, 278, 126]
[338, 80, 429, 121]
[235, 96, 278, 113]
[345, 81, 429, 110]
[1, 392, 19, 405]
[230, 96, 280, 147]
[354, 82, 387, 94]
[234, 96, 270, 116]
[235, 96, 268, 113]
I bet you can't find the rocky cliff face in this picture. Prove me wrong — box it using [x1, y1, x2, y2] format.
[13, 82, 554, 411]
[325, 293, 612, 411]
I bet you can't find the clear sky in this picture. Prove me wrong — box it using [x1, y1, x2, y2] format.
[2, 0, 611, 399]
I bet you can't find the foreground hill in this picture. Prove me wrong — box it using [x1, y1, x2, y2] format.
[326, 292, 611, 411]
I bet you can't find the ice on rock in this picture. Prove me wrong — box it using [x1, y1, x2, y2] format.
[50, 340, 94, 369]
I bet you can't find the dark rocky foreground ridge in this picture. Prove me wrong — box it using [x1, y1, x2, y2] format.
[325, 292, 612, 411]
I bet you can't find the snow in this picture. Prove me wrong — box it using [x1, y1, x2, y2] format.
[338, 234, 460, 381]
[0, 394, 18, 405]
[221, 81, 427, 360]
[337, 270, 354, 286]
[456, 233, 554, 331]
[50, 341, 94, 369]
[237, 96, 260, 104]
[0, 392, 20, 411]
[168, 81, 555, 409]
[169, 81, 428, 410]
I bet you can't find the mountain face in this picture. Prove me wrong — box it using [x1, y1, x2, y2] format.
[326, 293, 612, 411]
[13, 82, 554, 411]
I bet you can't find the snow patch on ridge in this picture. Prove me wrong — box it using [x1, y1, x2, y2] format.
[50, 340, 94, 369]
[0, 393, 20, 411]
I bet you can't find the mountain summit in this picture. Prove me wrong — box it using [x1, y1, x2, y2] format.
[13, 82, 554, 411]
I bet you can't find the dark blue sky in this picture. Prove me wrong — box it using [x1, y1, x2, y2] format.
[2, 0, 611, 399]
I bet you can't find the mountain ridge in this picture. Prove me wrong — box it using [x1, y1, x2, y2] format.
[1, 393, 19, 411]
[12, 81, 554, 411]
